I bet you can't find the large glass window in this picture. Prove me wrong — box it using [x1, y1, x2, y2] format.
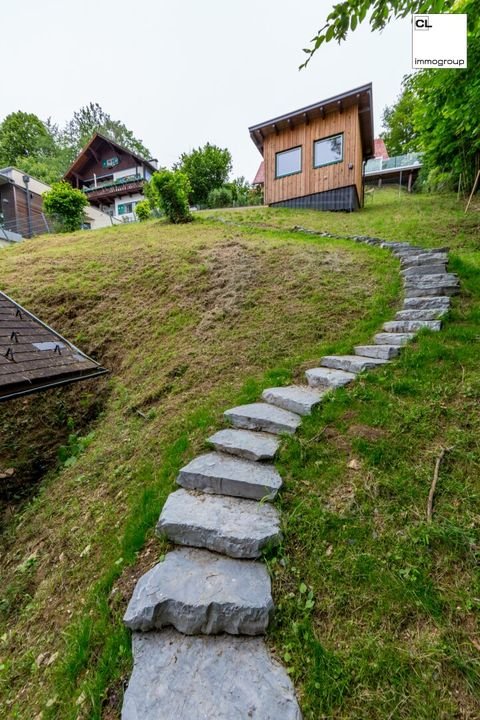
[313, 134, 344, 168]
[275, 146, 302, 178]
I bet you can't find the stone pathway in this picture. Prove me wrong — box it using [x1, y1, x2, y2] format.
[121, 235, 457, 719]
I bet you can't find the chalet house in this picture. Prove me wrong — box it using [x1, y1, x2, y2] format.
[64, 133, 158, 222]
[249, 84, 374, 211]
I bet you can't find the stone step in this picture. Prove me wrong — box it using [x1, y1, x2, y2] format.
[261, 385, 324, 416]
[305, 366, 356, 389]
[124, 548, 273, 635]
[401, 263, 447, 277]
[374, 332, 415, 346]
[122, 630, 302, 720]
[401, 252, 448, 267]
[354, 344, 400, 360]
[403, 296, 451, 310]
[395, 308, 447, 321]
[405, 284, 458, 298]
[177, 451, 282, 501]
[224, 402, 301, 435]
[404, 272, 458, 287]
[383, 320, 441, 333]
[157, 489, 282, 559]
[320, 354, 388, 373]
[208, 428, 280, 462]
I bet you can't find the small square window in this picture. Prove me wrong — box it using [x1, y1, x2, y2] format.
[313, 134, 344, 168]
[275, 146, 302, 178]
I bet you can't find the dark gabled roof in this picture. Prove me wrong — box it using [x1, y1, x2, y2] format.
[0, 291, 108, 402]
[249, 83, 374, 160]
[64, 132, 157, 181]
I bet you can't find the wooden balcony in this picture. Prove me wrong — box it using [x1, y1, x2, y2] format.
[83, 176, 145, 202]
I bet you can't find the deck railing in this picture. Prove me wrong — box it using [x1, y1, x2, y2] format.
[82, 173, 144, 194]
[365, 152, 423, 175]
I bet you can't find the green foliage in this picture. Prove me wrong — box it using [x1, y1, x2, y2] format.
[42, 181, 88, 232]
[409, 8, 480, 192]
[149, 170, 193, 223]
[381, 87, 419, 156]
[58, 431, 96, 467]
[134, 199, 152, 221]
[175, 143, 232, 206]
[0, 111, 57, 167]
[300, 0, 456, 67]
[62, 102, 151, 161]
[207, 185, 233, 208]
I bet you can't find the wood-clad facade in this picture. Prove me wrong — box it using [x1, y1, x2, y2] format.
[249, 84, 374, 212]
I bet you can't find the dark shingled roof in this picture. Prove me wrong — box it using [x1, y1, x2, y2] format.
[0, 291, 108, 402]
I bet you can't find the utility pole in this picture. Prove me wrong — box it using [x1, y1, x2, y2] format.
[23, 175, 33, 238]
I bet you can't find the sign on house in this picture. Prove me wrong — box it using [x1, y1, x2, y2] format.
[102, 157, 119, 168]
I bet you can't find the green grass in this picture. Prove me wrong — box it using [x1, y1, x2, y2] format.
[0, 188, 478, 719]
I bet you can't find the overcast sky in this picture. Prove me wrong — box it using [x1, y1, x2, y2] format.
[2, 0, 412, 181]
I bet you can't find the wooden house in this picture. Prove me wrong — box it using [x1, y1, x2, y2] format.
[0, 167, 51, 238]
[64, 133, 157, 222]
[249, 84, 374, 211]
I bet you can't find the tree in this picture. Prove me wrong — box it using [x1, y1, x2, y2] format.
[300, 0, 457, 67]
[63, 102, 151, 160]
[43, 182, 88, 232]
[148, 171, 192, 223]
[175, 143, 232, 206]
[0, 112, 56, 167]
[381, 87, 419, 156]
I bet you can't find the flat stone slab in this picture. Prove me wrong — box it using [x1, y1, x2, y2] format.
[224, 403, 301, 435]
[208, 428, 280, 462]
[261, 385, 324, 416]
[177, 451, 282, 500]
[124, 548, 273, 635]
[401, 252, 448, 267]
[395, 308, 447, 321]
[321, 354, 388, 373]
[305, 366, 356, 389]
[383, 320, 441, 333]
[374, 332, 415, 346]
[354, 344, 400, 360]
[122, 630, 303, 720]
[404, 272, 458, 285]
[157, 489, 282, 558]
[403, 296, 451, 310]
[401, 263, 447, 277]
[405, 284, 458, 297]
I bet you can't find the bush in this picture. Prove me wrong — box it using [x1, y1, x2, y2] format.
[42, 181, 88, 232]
[135, 199, 151, 221]
[207, 186, 233, 208]
[421, 167, 455, 194]
[148, 170, 192, 224]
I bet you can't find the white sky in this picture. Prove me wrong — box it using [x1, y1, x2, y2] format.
[1, 0, 412, 181]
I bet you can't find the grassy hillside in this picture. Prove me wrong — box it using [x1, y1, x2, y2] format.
[0, 188, 478, 719]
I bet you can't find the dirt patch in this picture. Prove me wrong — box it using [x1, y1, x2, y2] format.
[348, 423, 386, 442]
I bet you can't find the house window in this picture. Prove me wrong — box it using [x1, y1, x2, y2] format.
[275, 146, 302, 178]
[313, 133, 344, 168]
[118, 202, 134, 215]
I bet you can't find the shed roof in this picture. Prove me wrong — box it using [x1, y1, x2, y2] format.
[249, 83, 374, 159]
[0, 291, 108, 401]
[64, 132, 157, 182]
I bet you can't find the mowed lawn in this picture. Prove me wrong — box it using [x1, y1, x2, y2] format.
[0, 216, 398, 719]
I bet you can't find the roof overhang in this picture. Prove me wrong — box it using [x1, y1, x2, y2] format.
[249, 83, 374, 160]
[64, 132, 157, 183]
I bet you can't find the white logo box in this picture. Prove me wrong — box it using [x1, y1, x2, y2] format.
[412, 14, 467, 69]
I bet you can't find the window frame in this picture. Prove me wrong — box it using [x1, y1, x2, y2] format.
[313, 132, 344, 169]
[275, 145, 303, 180]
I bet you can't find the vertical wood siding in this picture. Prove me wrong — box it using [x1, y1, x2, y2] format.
[263, 105, 363, 206]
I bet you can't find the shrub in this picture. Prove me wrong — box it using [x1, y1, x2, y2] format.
[43, 182, 88, 232]
[135, 199, 151, 221]
[207, 186, 233, 208]
[175, 143, 232, 206]
[149, 170, 192, 224]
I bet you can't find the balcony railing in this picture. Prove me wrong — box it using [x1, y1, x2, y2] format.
[82, 173, 144, 194]
[365, 152, 423, 175]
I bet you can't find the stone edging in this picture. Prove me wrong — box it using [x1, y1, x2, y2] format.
[120, 230, 458, 719]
